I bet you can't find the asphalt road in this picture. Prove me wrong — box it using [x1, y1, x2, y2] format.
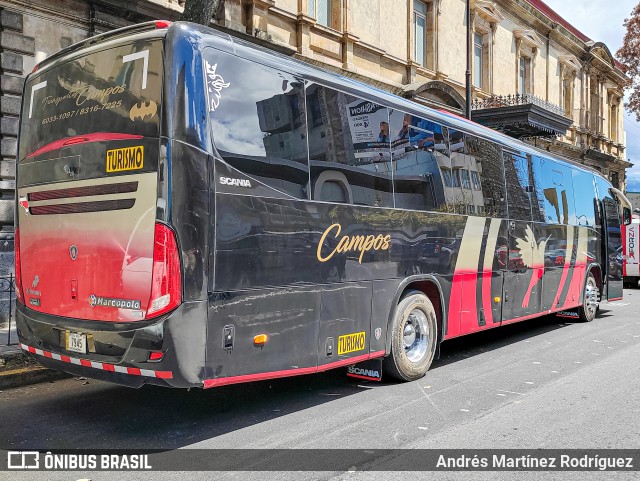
[2, 290, 640, 481]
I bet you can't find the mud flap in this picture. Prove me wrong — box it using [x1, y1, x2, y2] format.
[346, 358, 383, 381]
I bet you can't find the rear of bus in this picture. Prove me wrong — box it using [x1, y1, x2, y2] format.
[15, 22, 199, 388]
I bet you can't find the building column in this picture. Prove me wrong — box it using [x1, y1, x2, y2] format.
[0, 8, 34, 244]
[296, 13, 315, 56]
[247, 0, 275, 40]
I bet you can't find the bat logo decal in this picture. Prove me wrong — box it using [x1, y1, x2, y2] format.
[129, 100, 158, 121]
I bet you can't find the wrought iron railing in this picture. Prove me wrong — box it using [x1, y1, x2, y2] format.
[471, 93, 566, 117]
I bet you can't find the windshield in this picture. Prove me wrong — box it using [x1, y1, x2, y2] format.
[19, 38, 163, 161]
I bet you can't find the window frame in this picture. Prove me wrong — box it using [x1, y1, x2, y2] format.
[414, 0, 428, 67]
[473, 32, 484, 89]
[518, 56, 532, 96]
[309, 0, 332, 28]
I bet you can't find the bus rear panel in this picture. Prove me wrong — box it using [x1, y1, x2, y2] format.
[15, 25, 204, 388]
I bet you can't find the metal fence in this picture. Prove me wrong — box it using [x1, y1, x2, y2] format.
[0, 274, 16, 346]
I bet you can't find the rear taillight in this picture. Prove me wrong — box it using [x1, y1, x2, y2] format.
[14, 228, 24, 303]
[146, 223, 182, 319]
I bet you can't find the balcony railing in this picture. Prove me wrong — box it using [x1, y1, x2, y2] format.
[471, 93, 572, 139]
[471, 94, 565, 116]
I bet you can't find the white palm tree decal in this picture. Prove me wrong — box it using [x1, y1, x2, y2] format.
[515, 226, 549, 308]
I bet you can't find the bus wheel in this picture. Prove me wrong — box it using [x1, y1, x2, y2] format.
[579, 273, 599, 322]
[384, 290, 437, 381]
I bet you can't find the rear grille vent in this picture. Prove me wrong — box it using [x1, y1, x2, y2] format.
[30, 199, 136, 215]
[28, 182, 138, 201]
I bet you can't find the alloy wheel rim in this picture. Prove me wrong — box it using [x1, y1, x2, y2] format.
[403, 308, 429, 363]
[585, 278, 599, 318]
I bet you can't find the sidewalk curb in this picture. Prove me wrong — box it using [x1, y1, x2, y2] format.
[0, 351, 72, 389]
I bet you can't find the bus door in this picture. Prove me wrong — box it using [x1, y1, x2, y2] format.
[602, 197, 623, 300]
[501, 151, 536, 321]
[529, 158, 576, 312]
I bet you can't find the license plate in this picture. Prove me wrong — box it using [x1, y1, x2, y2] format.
[66, 331, 87, 354]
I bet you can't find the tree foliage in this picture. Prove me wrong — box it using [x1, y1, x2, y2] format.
[617, 3, 640, 122]
[181, 0, 223, 26]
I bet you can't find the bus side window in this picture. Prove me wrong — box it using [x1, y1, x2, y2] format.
[306, 84, 393, 207]
[503, 150, 532, 221]
[572, 169, 597, 227]
[530, 156, 576, 225]
[204, 50, 310, 199]
[388, 110, 448, 211]
[465, 136, 506, 218]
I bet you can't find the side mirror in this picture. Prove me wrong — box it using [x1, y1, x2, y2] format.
[623, 207, 632, 225]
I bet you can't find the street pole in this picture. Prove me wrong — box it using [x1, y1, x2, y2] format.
[465, 0, 472, 119]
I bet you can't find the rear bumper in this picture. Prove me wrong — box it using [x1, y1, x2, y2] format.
[16, 300, 207, 388]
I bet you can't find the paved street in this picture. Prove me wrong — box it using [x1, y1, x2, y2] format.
[2, 290, 640, 480]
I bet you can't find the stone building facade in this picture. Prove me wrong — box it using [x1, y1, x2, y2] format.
[0, 0, 631, 267]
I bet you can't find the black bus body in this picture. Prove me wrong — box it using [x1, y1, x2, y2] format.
[15, 21, 630, 388]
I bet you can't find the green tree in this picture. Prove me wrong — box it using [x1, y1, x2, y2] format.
[181, 0, 223, 26]
[617, 2, 640, 121]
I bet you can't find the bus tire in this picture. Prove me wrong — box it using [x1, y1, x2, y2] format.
[579, 273, 599, 322]
[384, 290, 437, 381]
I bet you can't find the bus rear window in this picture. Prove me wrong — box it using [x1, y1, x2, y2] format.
[19, 39, 163, 161]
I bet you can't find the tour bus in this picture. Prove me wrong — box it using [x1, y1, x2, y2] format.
[15, 21, 632, 388]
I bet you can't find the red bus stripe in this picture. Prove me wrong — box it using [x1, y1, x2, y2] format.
[562, 263, 585, 309]
[80, 359, 92, 367]
[43, 351, 52, 358]
[481, 269, 493, 324]
[346, 373, 381, 382]
[26, 132, 144, 158]
[102, 363, 115, 372]
[447, 271, 464, 337]
[155, 371, 173, 379]
[522, 265, 544, 309]
[204, 350, 386, 389]
[552, 264, 571, 308]
[127, 367, 142, 376]
[60, 355, 71, 363]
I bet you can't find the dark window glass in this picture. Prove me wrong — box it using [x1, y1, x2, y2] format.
[451, 169, 461, 188]
[461, 169, 471, 189]
[20, 39, 163, 161]
[205, 51, 309, 199]
[530, 156, 576, 225]
[442, 169, 453, 187]
[445, 129, 473, 214]
[307, 84, 393, 207]
[464, 135, 507, 218]
[471, 170, 481, 190]
[503, 150, 532, 221]
[388, 110, 450, 211]
[572, 170, 597, 227]
[595, 175, 615, 227]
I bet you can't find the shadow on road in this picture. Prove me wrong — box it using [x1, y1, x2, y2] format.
[1, 307, 612, 450]
[432, 313, 575, 369]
